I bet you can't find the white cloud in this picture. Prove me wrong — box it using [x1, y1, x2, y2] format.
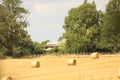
[34, 3, 59, 16]
[33, 0, 84, 16]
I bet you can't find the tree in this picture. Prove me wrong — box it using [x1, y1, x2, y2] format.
[0, 0, 30, 57]
[103, 0, 120, 52]
[63, 0, 103, 53]
[58, 36, 66, 53]
[18, 33, 34, 57]
[40, 40, 50, 46]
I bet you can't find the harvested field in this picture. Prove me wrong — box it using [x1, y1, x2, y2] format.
[0, 54, 120, 80]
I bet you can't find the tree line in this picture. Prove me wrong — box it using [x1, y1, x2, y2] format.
[63, 0, 120, 53]
[0, 0, 120, 59]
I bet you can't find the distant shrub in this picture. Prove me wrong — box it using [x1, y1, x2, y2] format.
[0, 52, 6, 59]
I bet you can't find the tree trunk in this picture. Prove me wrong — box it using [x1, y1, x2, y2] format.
[113, 39, 118, 52]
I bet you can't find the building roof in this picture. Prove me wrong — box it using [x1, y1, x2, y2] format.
[45, 44, 59, 47]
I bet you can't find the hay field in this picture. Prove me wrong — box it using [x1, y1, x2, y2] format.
[0, 54, 120, 80]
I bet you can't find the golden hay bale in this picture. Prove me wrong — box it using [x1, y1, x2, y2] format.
[91, 52, 99, 59]
[1, 76, 12, 80]
[31, 61, 40, 68]
[118, 68, 120, 79]
[67, 58, 76, 66]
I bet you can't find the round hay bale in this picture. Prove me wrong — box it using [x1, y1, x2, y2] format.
[31, 61, 40, 68]
[91, 52, 99, 59]
[118, 68, 120, 79]
[67, 58, 76, 66]
[1, 76, 12, 80]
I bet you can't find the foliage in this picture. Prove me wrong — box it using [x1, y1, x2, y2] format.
[1, 0, 120, 58]
[0, 0, 31, 58]
[32, 40, 50, 55]
[40, 40, 50, 46]
[0, 46, 8, 59]
[63, 0, 103, 53]
[102, 0, 120, 52]
[58, 36, 66, 53]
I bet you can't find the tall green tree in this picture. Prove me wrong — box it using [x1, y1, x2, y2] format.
[63, 0, 103, 53]
[0, 0, 30, 57]
[103, 0, 120, 52]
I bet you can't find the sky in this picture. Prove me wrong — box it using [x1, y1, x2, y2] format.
[22, 0, 109, 43]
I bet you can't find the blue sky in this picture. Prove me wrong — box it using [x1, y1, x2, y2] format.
[22, 0, 109, 42]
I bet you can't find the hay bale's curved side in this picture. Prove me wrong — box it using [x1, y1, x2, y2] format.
[118, 68, 120, 79]
[31, 61, 40, 68]
[1, 76, 12, 80]
[118, 72, 120, 79]
[91, 52, 99, 59]
[67, 59, 76, 66]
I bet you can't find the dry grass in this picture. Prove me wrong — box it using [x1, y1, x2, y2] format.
[0, 54, 120, 80]
[1, 76, 12, 80]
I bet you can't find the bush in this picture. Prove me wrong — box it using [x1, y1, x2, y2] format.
[0, 52, 6, 59]
[51, 47, 59, 53]
[0, 47, 8, 59]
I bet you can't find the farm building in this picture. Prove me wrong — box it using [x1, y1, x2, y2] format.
[44, 42, 60, 51]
